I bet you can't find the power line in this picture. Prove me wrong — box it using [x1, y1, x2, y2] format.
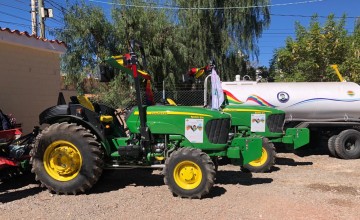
[0, 3, 29, 12]
[0, 10, 29, 22]
[88, 0, 326, 10]
[47, 17, 64, 25]
[0, 22, 348, 37]
[47, 20, 63, 26]
[14, 0, 27, 4]
[261, 33, 296, 35]
[47, 0, 63, 11]
[48, 0, 69, 13]
[0, 20, 30, 28]
[0, 21, 31, 33]
[0, 25, 346, 37]
[0, 19, 65, 33]
[271, 13, 360, 19]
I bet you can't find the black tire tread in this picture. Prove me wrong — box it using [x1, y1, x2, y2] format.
[334, 129, 360, 159]
[163, 148, 215, 199]
[327, 135, 338, 158]
[30, 122, 103, 194]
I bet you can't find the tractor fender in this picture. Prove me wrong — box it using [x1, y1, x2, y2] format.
[39, 114, 111, 155]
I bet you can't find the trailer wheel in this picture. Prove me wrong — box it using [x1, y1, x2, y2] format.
[241, 138, 276, 173]
[334, 129, 360, 159]
[327, 135, 338, 158]
[30, 122, 103, 194]
[163, 148, 215, 199]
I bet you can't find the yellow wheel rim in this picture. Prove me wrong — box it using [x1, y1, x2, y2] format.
[248, 147, 268, 167]
[43, 140, 82, 181]
[173, 160, 202, 190]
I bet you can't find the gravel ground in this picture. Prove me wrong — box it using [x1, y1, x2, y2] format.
[1, 146, 360, 220]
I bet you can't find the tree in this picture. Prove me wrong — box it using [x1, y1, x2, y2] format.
[341, 18, 360, 82]
[270, 14, 360, 83]
[174, 0, 270, 80]
[55, 0, 271, 107]
[111, 1, 187, 87]
[54, 2, 120, 93]
[55, 1, 185, 106]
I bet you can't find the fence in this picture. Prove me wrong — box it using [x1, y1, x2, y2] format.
[140, 84, 209, 106]
[153, 90, 206, 106]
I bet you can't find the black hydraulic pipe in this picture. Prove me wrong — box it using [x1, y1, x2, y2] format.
[129, 40, 149, 141]
[131, 60, 146, 129]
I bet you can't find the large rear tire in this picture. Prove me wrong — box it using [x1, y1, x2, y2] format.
[334, 129, 360, 159]
[327, 135, 338, 158]
[241, 138, 276, 173]
[163, 148, 215, 199]
[30, 122, 103, 194]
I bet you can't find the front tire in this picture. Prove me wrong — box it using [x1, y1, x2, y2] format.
[31, 122, 103, 194]
[334, 129, 360, 159]
[241, 138, 276, 173]
[163, 148, 215, 199]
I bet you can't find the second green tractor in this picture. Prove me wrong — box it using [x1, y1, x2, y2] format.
[200, 63, 310, 173]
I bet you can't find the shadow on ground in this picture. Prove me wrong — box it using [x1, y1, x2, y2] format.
[275, 141, 332, 157]
[293, 144, 332, 157]
[90, 168, 273, 198]
[215, 170, 273, 186]
[0, 172, 42, 203]
[90, 169, 164, 194]
[275, 157, 313, 166]
[203, 186, 227, 198]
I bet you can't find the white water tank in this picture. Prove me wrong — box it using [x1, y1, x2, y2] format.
[221, 81, 360, 121]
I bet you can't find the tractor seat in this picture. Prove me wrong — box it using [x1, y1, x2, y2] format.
[74, 95, 114, 123]
[166, 98, 177, 106]
[77, 95, 96, 112]
[156, 98, 178, 106]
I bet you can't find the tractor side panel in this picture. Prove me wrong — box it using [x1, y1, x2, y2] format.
[223, 105, 285, 137]
[126, 106, 230, 150]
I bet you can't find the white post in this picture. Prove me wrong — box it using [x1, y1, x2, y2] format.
[203, 75, 211, 107]
[162, 80, 165, 100]
[31, 0, 37, 36]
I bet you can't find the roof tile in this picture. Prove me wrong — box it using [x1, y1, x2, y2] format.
[0, 27, 66, 47]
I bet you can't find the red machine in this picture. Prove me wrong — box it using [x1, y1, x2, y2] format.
[0, 128, 23, 169]
[0, 126, 38, 179]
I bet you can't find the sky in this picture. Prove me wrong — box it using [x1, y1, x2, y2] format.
[0, 0, 359, 67]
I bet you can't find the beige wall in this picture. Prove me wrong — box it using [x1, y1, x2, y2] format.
[0, 42, 63, 133]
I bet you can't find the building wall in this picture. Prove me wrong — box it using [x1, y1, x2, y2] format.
[0, 42, 63, 133]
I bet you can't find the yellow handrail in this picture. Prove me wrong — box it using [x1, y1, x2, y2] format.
[330, 65, 346, 82]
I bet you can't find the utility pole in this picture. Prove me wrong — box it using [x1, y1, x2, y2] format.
[38, 0, 45, 38]
[31, 0, 37, 36]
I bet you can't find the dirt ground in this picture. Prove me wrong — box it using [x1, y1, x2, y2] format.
[1, 146, 360, 220]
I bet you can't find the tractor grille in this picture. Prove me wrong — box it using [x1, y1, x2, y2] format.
[267, 114, 285, 133]
[205, 118, 231, 144]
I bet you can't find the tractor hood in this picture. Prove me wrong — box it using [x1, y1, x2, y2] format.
[126, 105, 232, 149]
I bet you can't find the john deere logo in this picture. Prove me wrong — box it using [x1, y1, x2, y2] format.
[277, 92, 289, 103]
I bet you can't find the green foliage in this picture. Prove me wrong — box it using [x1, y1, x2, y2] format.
[111, 1, 187, 86]
[342, 19, 360, 82]
[175, 0, 270, 81]
[54, 1, 121, 93]
[55, 0, 270, 107]
[270, 14, 360, 83]
[92, 73, 135, 108]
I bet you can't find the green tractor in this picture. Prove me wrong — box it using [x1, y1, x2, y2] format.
[222, 105, 309, 172]
[199, 63, 310, 173]
[30, 40, 263, 198]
